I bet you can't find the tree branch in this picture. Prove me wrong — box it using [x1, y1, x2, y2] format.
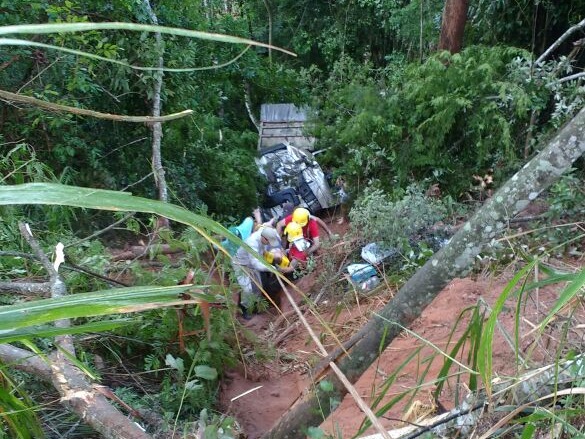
[536, 18, 585, 64]
[559, 71, 585, 83]
[0, 250, 130, 288]
[0, 89, 193, 123]
[243, 80, 260, 131]
[65, 212, 135, 248]
[0, 281, 51, 294]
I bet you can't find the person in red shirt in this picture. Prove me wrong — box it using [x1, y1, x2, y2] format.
[276, 207, 321, 257]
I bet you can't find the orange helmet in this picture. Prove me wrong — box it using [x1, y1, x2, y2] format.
[292, 207, 310, 227]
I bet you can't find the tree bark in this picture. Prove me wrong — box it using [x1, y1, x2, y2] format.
[262, 109, 585, 438]
[437, 0, 469, 54]
[142, 0, 169, 206]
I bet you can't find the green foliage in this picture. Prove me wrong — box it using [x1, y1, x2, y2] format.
[469, 0, 585, 50]
[0, 4, 305, 222]
[164, 122, 261, 217]
[349, 184, 447, 248]
[113, 307, 239, 421]
[547, 170, 585, 220]
[381, 0, 444, 57]
[194, 408, 238, 439]
[0, 143, 56, 185]
[0, 367, 45, 439]
[312, 46, 554, 198]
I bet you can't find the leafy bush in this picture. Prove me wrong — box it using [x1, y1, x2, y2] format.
[349, 184, 447, 249]
[547, 170, 585, 220]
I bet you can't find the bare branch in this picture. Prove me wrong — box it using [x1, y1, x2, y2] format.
[559, 71, 585, 83]
[65, 212, 135, 248]
[63, 262, 130, 287]
[0, 89, 193, 123]
[536, 18, 585, 64]
[0, 250, 129, 288]
[18, 222, 56, 278]
[0, 281, 51, 294]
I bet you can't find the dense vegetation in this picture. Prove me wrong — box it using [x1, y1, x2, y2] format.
[0, 0, 584, 438]
[1, 0, 583, 218]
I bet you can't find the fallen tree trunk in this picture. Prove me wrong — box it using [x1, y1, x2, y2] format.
[262, 108, 585, 438]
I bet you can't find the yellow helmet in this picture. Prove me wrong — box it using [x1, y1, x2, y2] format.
[292, 207, 310, 227]
[284, 221, 304, 242]
[264, 249, 290, 269]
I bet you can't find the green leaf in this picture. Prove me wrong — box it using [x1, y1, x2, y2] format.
[477, 259, 537, 397]
[539, 267, 585, 330]
[165, 354, 184, 376]
[0, 319, 134, 344]
[0, 183, 245, 257]
[0, 22, 295, 56]
[194, 365, 218, 381]
[0, 284, 196, 331]
[185, 380, 203, 391]
[0, 38, 253, 73]
[520, 422, 536, 439]
[319, 380, 334, 392]
[306, 427, 325, 439]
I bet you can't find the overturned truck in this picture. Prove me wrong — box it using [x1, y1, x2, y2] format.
[255, 103, 336, 219]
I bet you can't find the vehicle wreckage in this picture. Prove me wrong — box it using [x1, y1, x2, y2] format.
[255, 103, 337, 220]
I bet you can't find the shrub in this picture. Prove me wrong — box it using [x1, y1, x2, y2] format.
[349, 184, 447, 249]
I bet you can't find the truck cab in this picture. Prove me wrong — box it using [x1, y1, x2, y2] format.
[256, 104, 335, 220]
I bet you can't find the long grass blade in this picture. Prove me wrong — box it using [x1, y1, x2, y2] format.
[0, 284, 198, 330]
[0, 38, 252, 73]
[0, 22, 296, 56]
[433, 305, 484, 401]
[354, 346, 424, 437]
[477, 387, 585, 439]
[0, 183, 243, 252]
[477, 259, 537, 397]
[0, 370, 45, 439]
[0, 89, 193, 123]
[539, 267, 585, 330]
[0, 319, 135, 344]
[374, 315, 477, 374]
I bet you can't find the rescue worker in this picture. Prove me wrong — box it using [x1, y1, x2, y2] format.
[283, 221, 310, 265]
[261, 247, 294, 297]
[276, 207, 322, 257]
[220, 216, 255, 256]
[232, 226, 282, 319]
